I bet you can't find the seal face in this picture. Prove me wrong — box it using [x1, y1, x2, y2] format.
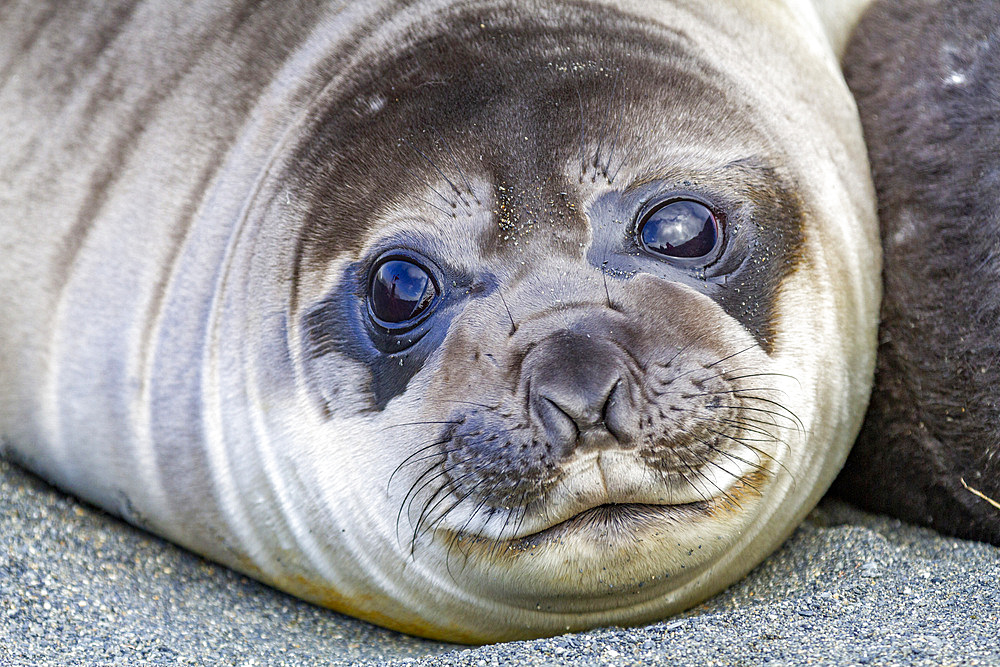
[0, 0, 880, 643]
[835, 0, 1000, 546]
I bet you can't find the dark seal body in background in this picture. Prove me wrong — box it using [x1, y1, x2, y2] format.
[835, 0, 1000, 545]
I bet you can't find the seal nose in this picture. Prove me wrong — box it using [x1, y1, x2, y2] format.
[526, 331, 630, 454]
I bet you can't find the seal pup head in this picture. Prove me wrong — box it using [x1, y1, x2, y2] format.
[231, 0, 878, 643]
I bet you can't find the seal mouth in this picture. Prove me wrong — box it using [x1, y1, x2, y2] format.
[505, 500, 710, 550]
[485, 465, 772, 551]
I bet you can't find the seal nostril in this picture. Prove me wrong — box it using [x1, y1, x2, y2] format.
[602, 378, 632, 443]
[600, 379, 621, 424]
[533, 394, 579, 452]
[524, 330, 633, 453]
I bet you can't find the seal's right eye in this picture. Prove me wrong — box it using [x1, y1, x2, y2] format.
[638, 198, 721, 264]
[369, 258, 438, 326]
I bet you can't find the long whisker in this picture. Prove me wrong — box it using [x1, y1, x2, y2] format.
[575, 83, 587, 180]
[708, 403, 801, 431]
[401, 138, 468, 210]
[388, 438, 454, 491]
[592, 70, 617, 175]
[401, 162, 457, 211]
[396, 461, 445, 547]
[608, 140, 639, 184]
[409, 463, 486, 555]
[430, 125, 479, 205]
[388, 445, 464, 494]
[499, 289, 517, 335]
[380, 419, 464, 432]
[604, 69, 627, 180]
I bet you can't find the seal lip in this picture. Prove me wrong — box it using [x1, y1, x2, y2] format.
[450, 464, 771, 553]
[504, 501, 707, 549]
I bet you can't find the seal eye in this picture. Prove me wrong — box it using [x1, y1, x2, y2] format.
[638, 199, 720, 261]
[369, 258, 438, 325]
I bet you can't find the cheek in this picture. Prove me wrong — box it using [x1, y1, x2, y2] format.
[422, 326, 511, 411]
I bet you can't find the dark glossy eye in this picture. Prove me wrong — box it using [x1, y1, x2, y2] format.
[369, 258, 438, 325]
[638, 199, 720, 261]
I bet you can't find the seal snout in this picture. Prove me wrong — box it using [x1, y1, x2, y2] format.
[525, 330, 633, 455]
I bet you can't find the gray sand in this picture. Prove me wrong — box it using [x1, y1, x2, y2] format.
[2, 456, 997, 666]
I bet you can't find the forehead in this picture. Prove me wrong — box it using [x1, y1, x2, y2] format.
[287, 2, 779, 273]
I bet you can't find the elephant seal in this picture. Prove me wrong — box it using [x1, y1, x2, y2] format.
[834, 0, 1000, 546]
[0, 0, 879, 643]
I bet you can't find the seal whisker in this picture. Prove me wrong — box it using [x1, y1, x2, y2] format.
[409, 472, 459, 555]
[713, 416, 782, 443]
[716, 413, 794, 439]
[677, 448, 738, 507]
[723, 371, 802, 389]
[440, 473, 514, 573]
[684, 387, 791, 403]
[693, 445, 759, 505]
[410, 462, 487, 550]
[509, 491, 530, 542]
[414, 193, 459, 219]
[663, 446, 717, 505]
[486, 492, 524, 559]
[396, 460, 446, 548]
[710, 457, 765, 498]
[704, 419, 795, 481]
[659, 341, 697, 370]
[703, 429, 776, 474]
[478, 492, 530, 560]
[603, 69, 627, 180]
[442, 493, 496, 579]
[699, 388, 803, 433]
[607, 140, 639, 184]
[388, 444, 463, 494]
[419, 492, 470, 552]
[499, 289, 517, 335]
[708, 403, 801, 432]
[437, 399, 500, 410]
[718, 419, 791, 461]
[731, 441, 796, 488]
[401, 138, 470, 210]
[653, 351, 725, 383]
[400, 162, 458, 212]
[600, 253, 616, 311]
[730, 393, 804, 433]
[703, 344, 758, 370]
[387, 438, 454, 491]
[591, 69, 618, 174]
[453, 478, 509, 549]
[575, 83, 587, 180]
[685, 447, 745, 502]
[401, 456, 460, 526]
[429, 125, 479, 205]
[380, 419, 464, 432]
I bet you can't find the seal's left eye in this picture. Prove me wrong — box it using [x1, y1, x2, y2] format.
[638, 199, 720, 261]
[369, 258, 438, 325]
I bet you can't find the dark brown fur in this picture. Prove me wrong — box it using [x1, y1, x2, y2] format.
[834, 0, 1000, 545]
